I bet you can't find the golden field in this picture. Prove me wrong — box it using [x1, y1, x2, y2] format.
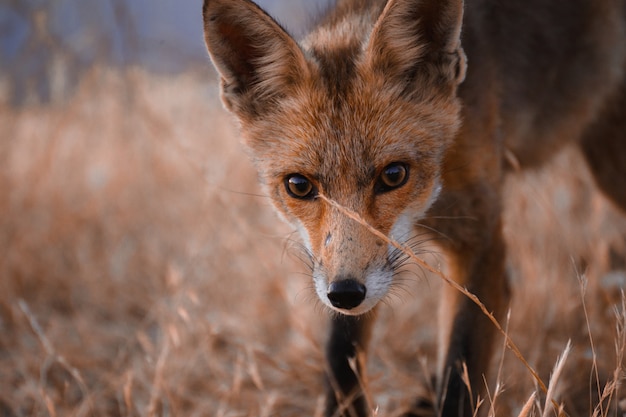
[0, 68, 624, 416]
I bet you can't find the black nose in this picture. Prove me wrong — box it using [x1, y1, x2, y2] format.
[327, 279, 366, 310]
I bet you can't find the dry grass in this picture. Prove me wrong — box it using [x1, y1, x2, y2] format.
[0, 67, 624, 416]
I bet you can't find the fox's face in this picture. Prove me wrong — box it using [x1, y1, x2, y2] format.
[203, 0, 466, 315]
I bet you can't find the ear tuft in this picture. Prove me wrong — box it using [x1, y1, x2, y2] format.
[454, 47, 467, 85]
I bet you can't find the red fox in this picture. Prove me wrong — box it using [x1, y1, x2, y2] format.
[202, 0, 626, 415]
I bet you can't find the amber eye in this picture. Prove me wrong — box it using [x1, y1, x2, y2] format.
[377, 162, 408, 193]
[285, 174, 316, 199]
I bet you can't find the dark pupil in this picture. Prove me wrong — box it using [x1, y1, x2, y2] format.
[289, 176, 311, 196]
[384, 165, 404, 185]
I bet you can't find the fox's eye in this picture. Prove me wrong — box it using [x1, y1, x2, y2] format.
[377, 162, 408, 192]
[285, 174, 316, 199]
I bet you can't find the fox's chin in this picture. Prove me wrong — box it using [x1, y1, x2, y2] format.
[327, 298, 379, 316]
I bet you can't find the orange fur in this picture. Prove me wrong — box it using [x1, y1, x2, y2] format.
[202, 0, 626, 415]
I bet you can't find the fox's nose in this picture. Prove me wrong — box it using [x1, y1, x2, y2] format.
[327, 279, 366, 310]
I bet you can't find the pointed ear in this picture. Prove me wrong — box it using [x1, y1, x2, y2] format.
[366, 0, 466, 88]
[202, 0, 308, 118]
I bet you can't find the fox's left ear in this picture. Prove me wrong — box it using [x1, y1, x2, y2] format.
[367, 0, 467, 88]
[202, 0, 308, 119]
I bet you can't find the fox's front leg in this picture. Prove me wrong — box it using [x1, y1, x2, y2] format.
[424, 187, 511, 417]
[325, 313, 376, 417]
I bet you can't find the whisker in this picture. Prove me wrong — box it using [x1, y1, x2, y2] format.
[414, 222, 454, 242]
[282, 235, 316, 272]
[423, 215, 477, 221]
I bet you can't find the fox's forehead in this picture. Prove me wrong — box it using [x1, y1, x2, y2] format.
[250, 84, 441, 193]
[300, 14, 375, 95]
[243, 46, 457, 187]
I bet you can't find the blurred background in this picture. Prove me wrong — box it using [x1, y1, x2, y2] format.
[0, 0, 332, 106]
[1, 1, 624, 416]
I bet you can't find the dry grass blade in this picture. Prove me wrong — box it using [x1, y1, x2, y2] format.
[317, 193, 551, 398]
[348, 355, 376, 414]
[517, 392, 537, 417]
[460, 362, 475, 412]
[147, 339, 170, 416]
[18, 299, 93, 415]
[486, 309, 513, 417]
[592, 292, 626, 417]
[541, 341, 571, 417]
[577, 265, 603, 417]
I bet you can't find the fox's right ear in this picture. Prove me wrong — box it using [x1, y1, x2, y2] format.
[202, 0, 308, 119]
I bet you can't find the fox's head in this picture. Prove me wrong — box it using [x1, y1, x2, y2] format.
[203, 0, 466, 315]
